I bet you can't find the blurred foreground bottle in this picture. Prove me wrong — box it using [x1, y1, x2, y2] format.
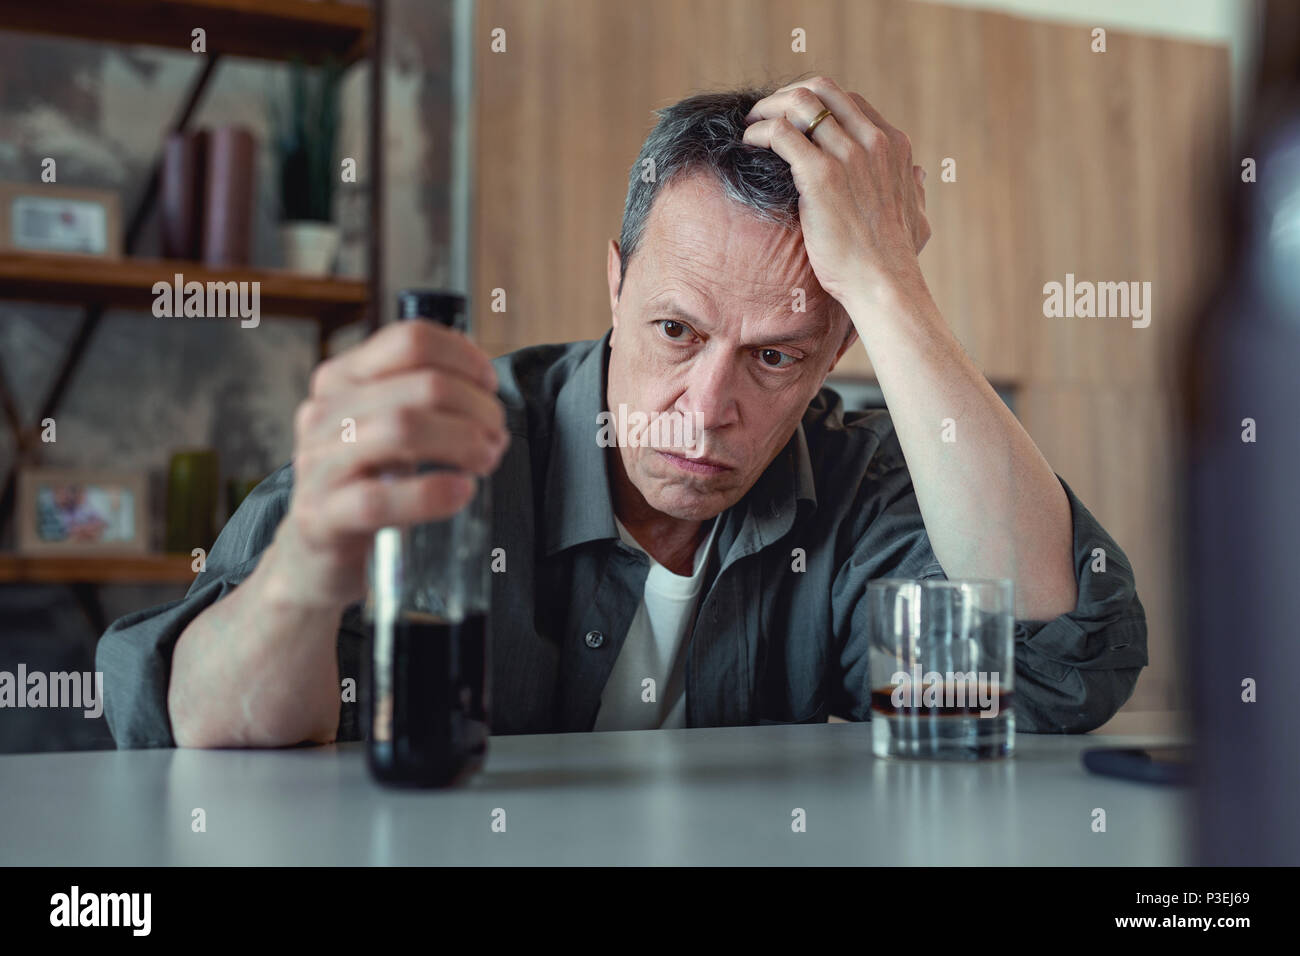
[1186, 57, 1300, 863]
[366, 290, 491, 788]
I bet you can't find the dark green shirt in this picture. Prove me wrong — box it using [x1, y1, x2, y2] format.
[98, 333, 1148, 746]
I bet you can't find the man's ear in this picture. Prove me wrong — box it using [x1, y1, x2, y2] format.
[606, 239, 623, 336]
[827, 313, 859, 374]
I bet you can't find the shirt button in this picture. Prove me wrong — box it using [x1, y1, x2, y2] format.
[585, 630, 604, 649]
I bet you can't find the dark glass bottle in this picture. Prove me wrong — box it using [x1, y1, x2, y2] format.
[1185, 90, 1300, 862]
[365, 290, 491, 787]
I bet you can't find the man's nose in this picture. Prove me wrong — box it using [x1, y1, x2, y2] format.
[678, 348, 740, 430]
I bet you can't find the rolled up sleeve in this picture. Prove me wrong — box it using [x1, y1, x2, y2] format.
[95, 463, 365, 748]
[834, 470, 1147, 733]
[1010, 475, 1148, 733]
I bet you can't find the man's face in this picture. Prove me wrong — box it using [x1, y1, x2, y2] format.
[606, 170, 855, 522]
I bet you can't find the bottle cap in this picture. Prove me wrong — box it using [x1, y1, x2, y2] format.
[396, 289, 468, 330]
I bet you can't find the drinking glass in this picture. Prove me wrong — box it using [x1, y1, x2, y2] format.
[867, 579, 1015, 759]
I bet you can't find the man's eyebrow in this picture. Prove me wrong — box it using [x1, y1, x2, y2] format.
[646, 298, 830, 350]
[740, 326, 828, 349]
[646, 299, 701, 319]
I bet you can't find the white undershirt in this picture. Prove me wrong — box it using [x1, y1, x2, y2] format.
[593, 517, 718, 731]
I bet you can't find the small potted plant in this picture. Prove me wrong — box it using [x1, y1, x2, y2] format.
[273, 58, 342, 275]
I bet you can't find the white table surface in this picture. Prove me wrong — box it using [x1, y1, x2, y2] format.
[0, 723, 1192, 865]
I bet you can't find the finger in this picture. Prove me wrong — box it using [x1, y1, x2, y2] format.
[741, 116, 833, 185]
[803, 112, 856, 162]
[846, 90, 897, 135]
[746, 85, 828, 130]
[312, 319, 498, 397]
[321, 470, 478, 533]
[746, 83, 874, 149]
[759, 78, 882, 143]
[744, 106, 855, 165]
[296, 368, 507, 449]
[303, 407, 507, 496]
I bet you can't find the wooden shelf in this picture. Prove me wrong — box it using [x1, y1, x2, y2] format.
[0, 552, 198, 584]
[0, 0, 373, 64]
[0, 252, 368, 321]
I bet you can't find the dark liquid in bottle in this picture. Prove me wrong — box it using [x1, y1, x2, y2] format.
[367, 611, 488, 787]
[870, 685, 1014, 718]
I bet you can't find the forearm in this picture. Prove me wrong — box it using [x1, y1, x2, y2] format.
[846, 273, 1077, 620]
[168, 527, 346, 748]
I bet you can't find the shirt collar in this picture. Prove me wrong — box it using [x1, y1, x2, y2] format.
[542, 331, 819, 557]
[544, 333, 620, 555]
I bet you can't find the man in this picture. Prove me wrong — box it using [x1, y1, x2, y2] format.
[99, 78, 1147, 748]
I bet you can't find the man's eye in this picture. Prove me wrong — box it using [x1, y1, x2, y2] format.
[659, 320, 689, 340]
[757, 348, 795, 369]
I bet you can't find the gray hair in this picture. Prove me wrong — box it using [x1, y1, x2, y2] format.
[617, 83, 800, 297]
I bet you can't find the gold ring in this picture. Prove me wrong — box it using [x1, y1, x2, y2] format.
[805, 108, 832, 137]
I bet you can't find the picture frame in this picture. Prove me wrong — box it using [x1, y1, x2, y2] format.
[0, 182, 122, 258]
[15, 467, 150, 556]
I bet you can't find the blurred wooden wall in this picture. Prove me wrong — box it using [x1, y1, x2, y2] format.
[473, 0, 1230, 720]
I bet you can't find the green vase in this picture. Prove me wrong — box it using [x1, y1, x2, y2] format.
[165, 449, 219, 554]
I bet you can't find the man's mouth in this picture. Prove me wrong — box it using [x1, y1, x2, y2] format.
[658, 450, 733, 475]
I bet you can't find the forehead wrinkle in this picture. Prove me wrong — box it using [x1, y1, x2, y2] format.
[648, 222, 822, 321]
[647, 173, 818, 290]
[636, 172, 844, 346]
